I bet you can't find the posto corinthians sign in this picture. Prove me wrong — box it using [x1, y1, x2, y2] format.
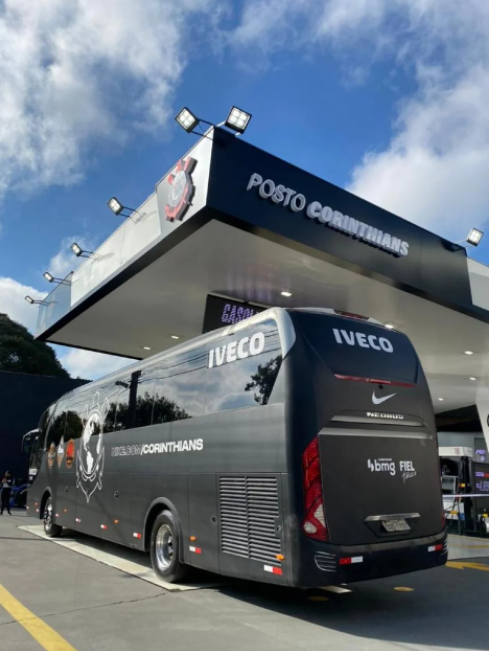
[246, 173, 409, 257]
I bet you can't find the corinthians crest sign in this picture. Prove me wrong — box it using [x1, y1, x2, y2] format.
[76, 392, 107, 503]
[165, 156, 197, 222]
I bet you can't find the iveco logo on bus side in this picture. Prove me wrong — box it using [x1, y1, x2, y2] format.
[208, 333, 265, 368]
[332, 328, 394, 353]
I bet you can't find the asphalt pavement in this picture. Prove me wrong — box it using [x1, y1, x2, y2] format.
[0, 511, 488, 651]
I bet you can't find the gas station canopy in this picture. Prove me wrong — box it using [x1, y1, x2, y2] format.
[35, 127, 489, 424]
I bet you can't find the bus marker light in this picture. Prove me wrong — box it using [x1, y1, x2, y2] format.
[114, 519, 119, 524]
[75, 518, 81, 523]
[133, 532, 142, 539]
[189, 546, 202, 554]
[339, 556, 363, 565]
[190, 536, 197, 541]
[264, 565, 283, 575]
[63, 509, 68, 513]
[276, 554, 285, 561]
[428, 544, 443, 552]
[100, 524, 108, 530]
[55, 513, 59, 518]
[35, 509, 39, 513]
[334, 375, 415, 388]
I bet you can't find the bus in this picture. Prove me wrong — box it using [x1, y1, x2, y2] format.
[26, 307, 447, 586]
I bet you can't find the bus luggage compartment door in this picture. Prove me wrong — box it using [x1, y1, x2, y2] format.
[318, 428, 443, 545]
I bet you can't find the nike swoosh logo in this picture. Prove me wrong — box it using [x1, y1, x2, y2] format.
[372, 392, 396, 405]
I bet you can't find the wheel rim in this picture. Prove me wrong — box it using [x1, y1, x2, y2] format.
[155, 523, 174, 571]
[44, 501, 52, 531]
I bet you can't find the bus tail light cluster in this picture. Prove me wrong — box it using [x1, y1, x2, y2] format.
[302, 437, 328, 542]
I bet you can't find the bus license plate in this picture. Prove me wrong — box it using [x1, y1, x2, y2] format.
[382, 519, 410, 533]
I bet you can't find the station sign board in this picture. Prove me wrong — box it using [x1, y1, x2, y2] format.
[202, 295, 266, 333]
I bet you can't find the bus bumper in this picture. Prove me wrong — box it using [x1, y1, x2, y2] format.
[296, 530, 448, 587]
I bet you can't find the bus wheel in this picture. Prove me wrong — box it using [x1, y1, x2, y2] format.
[43, 497, 62, 538]
[150, 511, 188, 583]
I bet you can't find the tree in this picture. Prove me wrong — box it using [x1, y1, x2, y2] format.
[244, 355, 282, 405]
[0, 313, 69, 378]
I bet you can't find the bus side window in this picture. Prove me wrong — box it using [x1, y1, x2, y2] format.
[100, 382, 125, 433]
[152, 347, 206, 424]
[205, 322, 283, 414]
[114, 380, 131, 431]
[134, 368, 155, 428]
[34, 407, 53, 469]
[44, 402, 68, 471]
[65, 392, 88, 444]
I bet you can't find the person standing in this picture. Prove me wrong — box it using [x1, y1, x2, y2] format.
[0, 472, 13, 515]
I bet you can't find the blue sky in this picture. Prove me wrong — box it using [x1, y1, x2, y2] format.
[2, 0, 489, 378]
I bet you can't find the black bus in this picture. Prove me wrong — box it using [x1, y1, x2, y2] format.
[26, 307, 446, 586]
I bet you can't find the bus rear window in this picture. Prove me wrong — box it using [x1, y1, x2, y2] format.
[291, 312, 419, 384]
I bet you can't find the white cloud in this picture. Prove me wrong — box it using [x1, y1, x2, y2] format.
[231, 0, 489, 239]
[0, 277, 46, 331]
[57, 347, 133, 380]
[0, 0, 218, 197]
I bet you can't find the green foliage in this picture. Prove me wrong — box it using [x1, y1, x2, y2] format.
[245, 355, 282, 405]
[0, 313, 69, 378]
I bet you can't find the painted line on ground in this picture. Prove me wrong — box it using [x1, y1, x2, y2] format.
[19, 525, 221, 592]
[448, 543, 489, 549]
[446, 561, 489, 571]
[0, 582, 78, 651]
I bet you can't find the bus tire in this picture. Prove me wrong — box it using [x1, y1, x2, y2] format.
[43, 496, 62, 538]
[150, 510, 188, 583]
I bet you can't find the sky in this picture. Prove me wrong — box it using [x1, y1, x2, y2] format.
[2, 0, 489, 379]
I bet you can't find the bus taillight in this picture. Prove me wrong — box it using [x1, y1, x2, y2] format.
[302, 437, 329, 542]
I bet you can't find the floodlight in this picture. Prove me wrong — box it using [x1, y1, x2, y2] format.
[70, 242, 93, 258]
[108, 197, 123, 215]
[225, 106, 252, 134]
[25, 296, 47, 305]
[43, 272, 71, 286]
[175, 107, 199, 133]
[71, 243, 83, 257]
[466, 228, 484, 247]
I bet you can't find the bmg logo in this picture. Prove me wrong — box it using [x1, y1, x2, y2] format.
[368, 458, 396, 476]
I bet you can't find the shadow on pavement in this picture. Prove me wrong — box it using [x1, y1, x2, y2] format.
[218, 562, 489, 651]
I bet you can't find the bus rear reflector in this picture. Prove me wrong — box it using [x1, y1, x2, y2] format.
[339, 556, 363, 565]
[428, 544, 443, 552]
[302, 437, 328, 542]
[264, 565, 283, 575]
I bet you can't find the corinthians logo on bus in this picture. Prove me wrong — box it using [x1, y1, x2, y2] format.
[76, 392, 108, 503]
[165, 156, 197, 222]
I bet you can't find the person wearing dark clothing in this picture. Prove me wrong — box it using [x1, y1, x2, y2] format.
[1, 472, 13, 515]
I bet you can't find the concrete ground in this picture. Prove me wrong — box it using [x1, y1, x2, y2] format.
[1, 511, 488, 651]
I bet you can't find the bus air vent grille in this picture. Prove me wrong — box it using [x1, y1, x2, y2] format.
[219, 476, 281, 564]
[314, 552, 336, 572]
